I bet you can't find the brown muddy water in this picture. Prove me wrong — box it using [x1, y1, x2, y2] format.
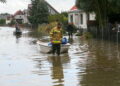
[0, 27, 120, 86]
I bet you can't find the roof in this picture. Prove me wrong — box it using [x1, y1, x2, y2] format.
[45, 1, 59, 14]
[27, 1, 59, 14]
[14, 10, 24, 16]
[6, 15, 13, 20]
[70, 6, 78, 11]
[28, 4, 32, 9]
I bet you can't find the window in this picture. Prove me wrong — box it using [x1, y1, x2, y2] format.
[75, 14, 79, 25]
[70, 15, 73, 23]
[80, 14, 83, 24]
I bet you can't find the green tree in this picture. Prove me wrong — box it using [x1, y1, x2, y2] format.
[29, 0, 49, 28]
[0, 0, 6, 3]
[76, 0, 120, 27]
[0, 19, 6, 25]
[76, 0, 120, 39]
[48, 13, 68, 23]
[48, 13, 68, 30]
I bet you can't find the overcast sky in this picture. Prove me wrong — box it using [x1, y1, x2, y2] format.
[0, 0, 75, 14]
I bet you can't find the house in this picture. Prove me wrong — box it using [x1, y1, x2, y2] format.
[6, 15, 13, 24]
[13, 10, 29, 24]
[13, 10, 24, 24]
[13, 1, 59, 24]
[0, 13, 13, 24]
[45, 1, 59, 15]
[23, 9, 29, 24]
[0, 13, 11, 20]
[28, 1, 59, 15]
[68, 6, 96, 30]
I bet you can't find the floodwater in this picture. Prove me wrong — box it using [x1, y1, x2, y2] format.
[0, 27, 120, 86]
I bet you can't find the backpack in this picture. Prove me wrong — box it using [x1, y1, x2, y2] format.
[62, 37, 68, 44]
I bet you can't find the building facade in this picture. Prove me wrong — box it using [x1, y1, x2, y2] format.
[0, 13, 10, 20]
[28, 1, 59, 15]
[13, 10, 24, 24]
[45, 1, 59, 15]
[13, 10, 29, 24]
[68, 6, 96, 30]
[6, 16, 13, 24]
[13, 1, 59, 24]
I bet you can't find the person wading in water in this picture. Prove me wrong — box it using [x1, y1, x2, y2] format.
[15, 21, 22, 33]
[67, 23, 74, 38]
[50, 23, 63, 56]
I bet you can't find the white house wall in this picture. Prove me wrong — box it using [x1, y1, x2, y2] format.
[14, 15, 29, 24]
[81, 12, 87, 29]
[14, 15, 24, 20]
[6, 20, 11, 24]
[48, 6, 58, 15]
[74, 13, 80, 28]
[68, 12, 87, 29]
[89, 12, 96, 20]
[74, 14, 79, 27]
[23, 15, 29, 24]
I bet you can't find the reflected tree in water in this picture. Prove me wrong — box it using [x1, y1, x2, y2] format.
[48, 55, 70, 86]
[15, 34, 22, 44]
[77, 39, 120, 86]
[50, 56, 64, 86]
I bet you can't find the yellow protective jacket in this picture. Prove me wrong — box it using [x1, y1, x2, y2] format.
[50, 27, 62, 44]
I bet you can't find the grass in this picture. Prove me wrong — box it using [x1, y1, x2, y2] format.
[83, 32, 93, 39]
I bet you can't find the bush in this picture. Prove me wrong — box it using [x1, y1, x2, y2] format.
[83, 32, 93, 39]
[0, 19, 6, 25]
[37, 22, 57, 35]
[29, 22, 57, 38]
[8, 20, 15, 26]
[76, 32, 83, 36]
[48, 14, 68, 26]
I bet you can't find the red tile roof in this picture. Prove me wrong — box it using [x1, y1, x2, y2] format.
[70, 6, 78, 11]
[14, 10, 24, 16]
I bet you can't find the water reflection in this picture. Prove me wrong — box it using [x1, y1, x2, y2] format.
[15, 34, 22, 43]
[117, 40, 120, 59]
[48, 54, 70, 86]
[68, 37, 74, 44]
[77, 39, 120, 86]
[51, 56, 64, 86]
[1, 27, 120, 86]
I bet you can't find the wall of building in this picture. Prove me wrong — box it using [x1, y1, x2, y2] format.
[0, 14, 10, 20]
[23, 15, 29, 24]
[6, 19, 11, 24]
[14, 15, 24, 20]
[89, 12, 96, 21]
[68, 11, 87, 29]
[48, 6, 57, 15]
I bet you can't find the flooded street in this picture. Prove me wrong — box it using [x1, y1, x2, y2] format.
[0, 27, 120, 86]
